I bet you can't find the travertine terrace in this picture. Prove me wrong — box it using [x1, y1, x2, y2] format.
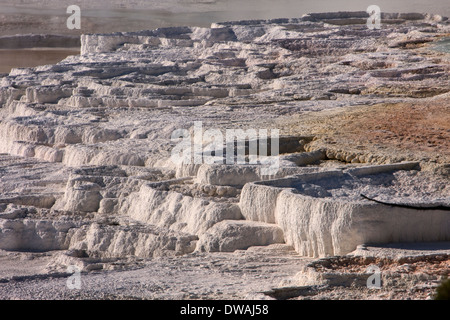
[0, 11, 449, 299]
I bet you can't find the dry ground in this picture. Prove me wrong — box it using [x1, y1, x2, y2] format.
[281, 95, 450, 169]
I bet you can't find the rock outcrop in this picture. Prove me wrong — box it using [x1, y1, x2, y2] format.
[240, 163, 449, 257]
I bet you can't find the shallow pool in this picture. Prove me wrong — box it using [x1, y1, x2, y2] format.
[0, 48, 80, 74]
[432, 37, 450, 53]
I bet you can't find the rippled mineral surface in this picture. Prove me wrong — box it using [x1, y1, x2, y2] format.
[0, 12, 449, 300]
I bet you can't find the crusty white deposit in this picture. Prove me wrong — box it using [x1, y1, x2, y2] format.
[0, 11, 449, 299]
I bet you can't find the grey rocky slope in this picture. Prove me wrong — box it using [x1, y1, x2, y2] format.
[0, 12, 449, 299]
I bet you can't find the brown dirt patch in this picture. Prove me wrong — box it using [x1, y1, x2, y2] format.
[283, 96, 450, 165]
[313, 255, 450, 276]
[330, 100, 450, 157]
